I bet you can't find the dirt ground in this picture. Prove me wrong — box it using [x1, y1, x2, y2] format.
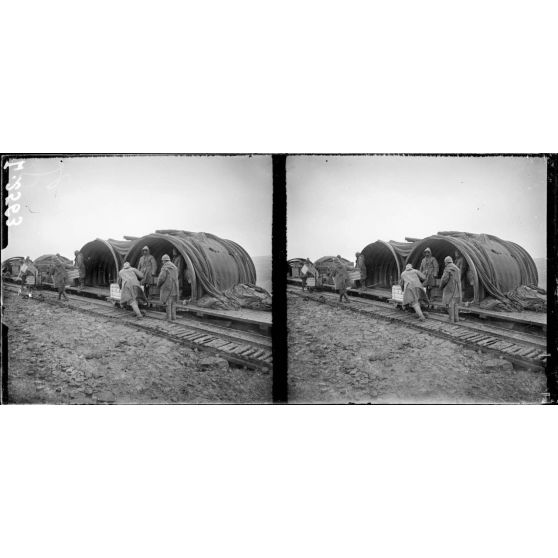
[2, 290, 271, 404]
[287, 294, 547, 404]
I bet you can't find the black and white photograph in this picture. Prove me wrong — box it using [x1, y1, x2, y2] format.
[287, 155, 550, 403]
[2, 3, 558, 558]
[1, 154, 273, 404]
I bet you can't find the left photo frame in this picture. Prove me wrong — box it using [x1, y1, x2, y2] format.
[1, 154, 274, 404]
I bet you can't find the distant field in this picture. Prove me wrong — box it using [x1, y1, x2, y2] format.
[534, 258, 546, 289]
[253, 255, 272, 293]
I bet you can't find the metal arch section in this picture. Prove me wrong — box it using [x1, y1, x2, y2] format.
[125, 233, 199, 298]
[200, 231, 257, 287]
[125, 232, 257, 301]
[80, 238, 123, 286]
[406, 236, 481, 304]
[360, 240, 408, 288]
[287, 258, 306, 277]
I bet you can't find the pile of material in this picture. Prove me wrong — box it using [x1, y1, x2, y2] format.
[314, 256, 353, 284]
[194, 283, 272, 311]
[504, 285, 547, 313]
[34, 254, 74, 272]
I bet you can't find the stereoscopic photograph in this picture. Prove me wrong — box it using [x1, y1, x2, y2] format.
[1, 154, 273, 404]
[287, 155, 549, 403]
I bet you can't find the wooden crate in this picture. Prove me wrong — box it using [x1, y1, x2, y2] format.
[67, 269, 80, 281]
[391, 285, 404, 302]
[109, 283, 121, 300]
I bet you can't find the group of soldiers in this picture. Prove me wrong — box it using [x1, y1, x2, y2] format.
[118, 245, 185, 322]
[400, 247, 462, 323]
[299, 247, 464, 323]
[6, 245, 190, 323]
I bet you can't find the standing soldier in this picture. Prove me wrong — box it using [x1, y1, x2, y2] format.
[157, 254, 179, 322]
[19, 257, 38, 297]
[74, 249, 86, 290]
[453, 250, 468, 301]
[440, 256, 462, 323]
[334, 257, 351, 303]
[419, 247, 439, 306]
[355, 251, 367, 291]
[171, 247, 185, 299]
[138, 246, 157, 300]
[301, 258, 317, 291]
[52, 255, 69, 302]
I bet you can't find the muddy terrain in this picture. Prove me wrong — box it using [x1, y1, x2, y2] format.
[3, 290, 271, 404]
[288, 294, 546, 404]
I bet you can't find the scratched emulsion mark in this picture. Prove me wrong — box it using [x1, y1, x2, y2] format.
[21, 158, 70, 200]
[4, 159, 25, 227]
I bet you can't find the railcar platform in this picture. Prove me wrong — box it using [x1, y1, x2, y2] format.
[65, 284, 272, 335]
[287, 277, 546, 332]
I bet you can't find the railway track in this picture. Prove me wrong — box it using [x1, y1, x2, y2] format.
[4, 285, 273, 370]
[288, 287, 548, 370]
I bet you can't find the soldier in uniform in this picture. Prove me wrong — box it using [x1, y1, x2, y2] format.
[440, 256, 462, 323]
[334, 257, 351, 303]
[52, 256, 69, 301]
[74, 249, 86, 290]
[157, 254, 179, 322]
[171, 247, 186, 299]
[138, 246, 157, 300]
[355, 251, 367, 291]
[419, 247, 439, 306]
[400, 264, 428, 321]
[118, 261, 147, 318]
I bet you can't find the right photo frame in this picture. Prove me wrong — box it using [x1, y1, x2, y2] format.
[286, 154, 554, 404]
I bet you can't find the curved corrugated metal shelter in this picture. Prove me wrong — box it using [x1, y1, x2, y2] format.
[314, 256, 353, 285]
[126, 230, 256, 301]
[360, 240, 417, 288]
[34, 254, 74, 272]
[2, 256, 25, 276]
[314, 255, 353, 275]
[287, 258, 306, 277]
[406, 232, 538, 304]
[79, 238, 134, 287]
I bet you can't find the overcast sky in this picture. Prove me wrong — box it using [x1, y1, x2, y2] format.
[287, 155, 547, 262]
[3, 155, 272, 262]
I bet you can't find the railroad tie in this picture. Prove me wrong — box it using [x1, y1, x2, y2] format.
[523, 348, 544, 359]
[477, 337, 499, 347]
[515, 346, 539, 357]
[240, 347, 260, 357]
[184, 332, 207, 341]
[455, 331, 478, 340]
[194, 335, 214, 345]
[175, 331, 196, 339]
[204, 339, 230, 349]
[218, 343, 240, 352]
[500, 345, 524, 355]
[468, 334, 488, 343]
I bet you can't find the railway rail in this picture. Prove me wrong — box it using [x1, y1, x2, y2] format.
[4, 284, 273, 370]
[288, 287, 548, 371]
